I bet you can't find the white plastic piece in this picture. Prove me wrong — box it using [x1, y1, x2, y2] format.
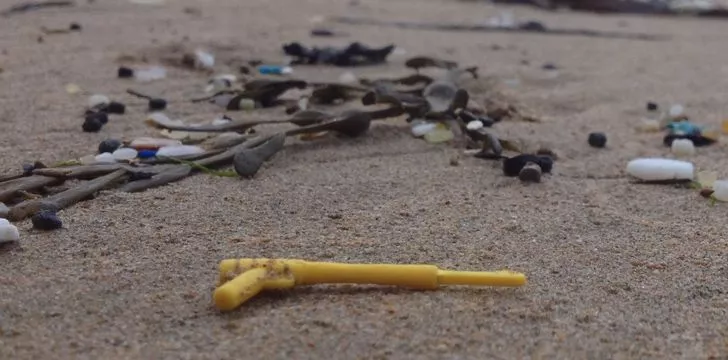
[88, 94, 110, 109]
[134, 66, 167, 82]
[466, 120, 484, 131]
[112, 148, 138, 161]
[212, 117, 232, 126]
[94, 152, 117, 163]
[194, 49, 215, 69]
[626, 158, 694, 182]
[0, 223, 20, 244]
[712, 180, 728, 202]
[411, 122, 437, 137]
[669, 104, 685, 117]
[671, 139, 696, 157]
[156, 145, 205, 158]
[280, 66, 293, 75]
[130, 137, 182, 149]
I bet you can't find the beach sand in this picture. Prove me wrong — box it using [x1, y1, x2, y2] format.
[0, 0, 726, 358]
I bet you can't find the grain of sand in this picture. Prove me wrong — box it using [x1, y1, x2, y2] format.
[0, 0, 727, 359]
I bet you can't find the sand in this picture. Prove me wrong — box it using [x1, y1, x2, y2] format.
[0, 0, 727, 359]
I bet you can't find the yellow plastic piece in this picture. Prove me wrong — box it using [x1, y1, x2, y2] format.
[213, 258, 527, 311]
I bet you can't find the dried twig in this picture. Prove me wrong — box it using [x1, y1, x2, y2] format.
[0, 176, 64, 203]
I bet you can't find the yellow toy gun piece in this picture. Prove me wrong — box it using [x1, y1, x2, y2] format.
[214, 258, 527, 311]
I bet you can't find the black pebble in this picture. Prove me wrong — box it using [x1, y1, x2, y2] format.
[647, 102, 658, 111]
[148, 98, 167, 111]
[663, 133, 715, 147]
[588, 132, 607, 148]
[31, 210, 63, 231]
[82, 115, 104, 132]
[117, 66, 134, 78]
[542, 63, 558, 71]
[105, 101, 126, 114]
[69, 22, 82, 31]
[98, 139, 123, 154]
[503, 154, 553, 177]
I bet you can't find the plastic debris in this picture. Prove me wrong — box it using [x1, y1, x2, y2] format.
[410, 120, 437, 137]
[0, 218, 20, 244]
[697, 170, 717, 189]
[193, 49, 215, 69]
[112, 147, 138, 161]
[626, 158, 694, 182]
[670, 138, 695, 156]
[283, 42, 395, 66]
[712, 180, 728, 202]
[636, 118, 661, 132]
[669, 104, 685, 117]
[258, 65, 293, 75]
[156, 145, 206, 158]
[134, 66, 167, 82]
[213, 258, 526, 312]
[423, 124, 454, 143]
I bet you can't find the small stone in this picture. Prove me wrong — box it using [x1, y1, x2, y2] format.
[0, 202, 9, 218]
[105, 101, 126, 114]
[503, 154, 553, 177]
[233, 134, 286, 178]
[212, 116, 232, 126]
[31, 210, 63, 231]
[466, 120, 484, 131]
[88, 94, 110, 109]
[671, 138, 695, 157]
[625, 158, 694, 182]
[94, 152, 116, 163]
[69, 22, 82, 31]
[137, 149, 157, 158]
[112, 147, 138, 161]
[646, 102, 658, 111]
[588, 132, 607, 148]
[148, 98, 167, 111]
[82, 115, 104, 133]
[542, 63, 558, 70]
[0, 221, 20, 244]
[156, 145, 205, 157]
[98, 139, 123, 154]
[117, 66, 134, 78]
[194, 49, 215, 69]
[311, 28, 335, 36]
[65, 83, 81, 94]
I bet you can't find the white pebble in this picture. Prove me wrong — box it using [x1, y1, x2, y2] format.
[0, 202, 9, 218]
[626, 158, 694, 182]
[712, 180, 728, 201]
[112, 148, 138, 161]
[0, 223, 19, 244]
[669, 104, 685, 117]
[671, 139, 695, 157]
[466, 120, 484, 131]
[194, 49, 215, 69]
[411, 122, 437, 137]
[156, 145, 205, 157]
[134, 66, 167, 82]
[280, 66, 293, 75]
[88, 94, 110, 108]
[94, 152, 117, 163]
[636, 118, 661, 132]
